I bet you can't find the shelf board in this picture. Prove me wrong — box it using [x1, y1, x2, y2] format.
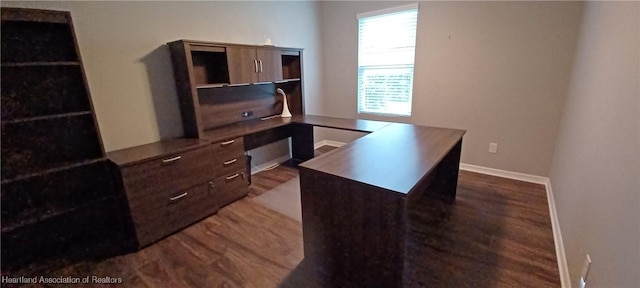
[196, 83, 231, 89]
[275, 78, 301, 84]
[1, 8, 70, 24]
[0, 158, 106, 185]
[1, 61, 80, 67]
[0, 195, 112, 234]
[196, 79, 301, 89]
[1, 111, 93, 124]
[189, 45, 226, 53]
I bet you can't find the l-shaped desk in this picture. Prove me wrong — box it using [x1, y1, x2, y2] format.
[110, 114, 465, 287]
[205, 114, 465, 287]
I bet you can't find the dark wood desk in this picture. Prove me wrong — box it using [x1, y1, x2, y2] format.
[200, 115, 390, 143]
[110, 114, 464, 285]
[201, 115, 392, 165]
[203, 115, 465, 287]
[288, 115, 392, 165]
[298, 122, 465, 287]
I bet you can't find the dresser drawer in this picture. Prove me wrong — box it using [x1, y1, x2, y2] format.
[214, 153, 246, 178]
[211, 137, 245, 178]
[120, 145, 215, 208]
[211, 137, 244, 155]
[127, 182, 218, 247]
[127, 197, 171, 247]
[166, 182, 218, 233]
[215, 170, 249, 208]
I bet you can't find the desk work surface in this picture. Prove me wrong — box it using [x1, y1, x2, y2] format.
[293, 114, 391, 133]
[200, 114, 391, 143]
[300, 123, 466, 194]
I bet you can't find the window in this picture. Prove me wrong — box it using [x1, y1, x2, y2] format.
[357, 4, 418, 117]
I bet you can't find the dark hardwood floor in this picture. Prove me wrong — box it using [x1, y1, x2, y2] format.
[3, 146, 559, 287]
[404, 171, 559, 287]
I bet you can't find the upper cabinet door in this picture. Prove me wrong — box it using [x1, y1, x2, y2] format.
[227, 46, 283, 84]
[256, 48, 283, 83]
[226, 46, 259, 84]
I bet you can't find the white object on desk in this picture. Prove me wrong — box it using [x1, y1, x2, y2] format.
[277, 88, 292, 118]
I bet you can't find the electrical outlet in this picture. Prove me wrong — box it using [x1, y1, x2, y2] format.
[579, 254, 592, 288]
[489, 142, 498, 153]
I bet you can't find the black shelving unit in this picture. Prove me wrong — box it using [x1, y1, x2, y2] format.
[1, 7, 130, 270]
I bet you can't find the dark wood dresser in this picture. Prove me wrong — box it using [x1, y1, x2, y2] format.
[108, 138, 248, 248]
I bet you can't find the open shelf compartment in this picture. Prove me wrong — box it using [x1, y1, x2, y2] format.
[191, 50, 230, 86]
[1, 20, 78, 63]
[1, 65, 91, 121]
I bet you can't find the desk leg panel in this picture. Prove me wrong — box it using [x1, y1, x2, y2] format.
[430, 139, 462, 202]
[292, 124, 314, 164]
[300, 167, 406, 287]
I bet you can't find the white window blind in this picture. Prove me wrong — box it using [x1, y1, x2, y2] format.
[357, 4, 418, 116]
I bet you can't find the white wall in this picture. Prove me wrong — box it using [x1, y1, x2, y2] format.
[549, 2, 640, 287]
[1, 1, 323, 154]
[317, 1, 583, 176]
[2, 1, 585, 176]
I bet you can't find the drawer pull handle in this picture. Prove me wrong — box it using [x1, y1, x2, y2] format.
[220, 140, 235, 147]
[226, 173, 240, 181]
[170, 192, 188, 201]
[162, 155, 181, 164]
[223, 158, 238, 166]
[209, 181, 215, 189]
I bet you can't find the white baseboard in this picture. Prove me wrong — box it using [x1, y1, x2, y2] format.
[459, 163, 548, 185]
[314, 140, 346, 149]
[545, 179, 571, 288]
[249, 154, 291, 175]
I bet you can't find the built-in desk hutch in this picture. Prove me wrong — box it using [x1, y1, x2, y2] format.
[167, 40, 304, 137]
[108, 40, 306, 248]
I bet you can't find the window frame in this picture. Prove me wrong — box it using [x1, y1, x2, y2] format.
[357, 3, 419, 117]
